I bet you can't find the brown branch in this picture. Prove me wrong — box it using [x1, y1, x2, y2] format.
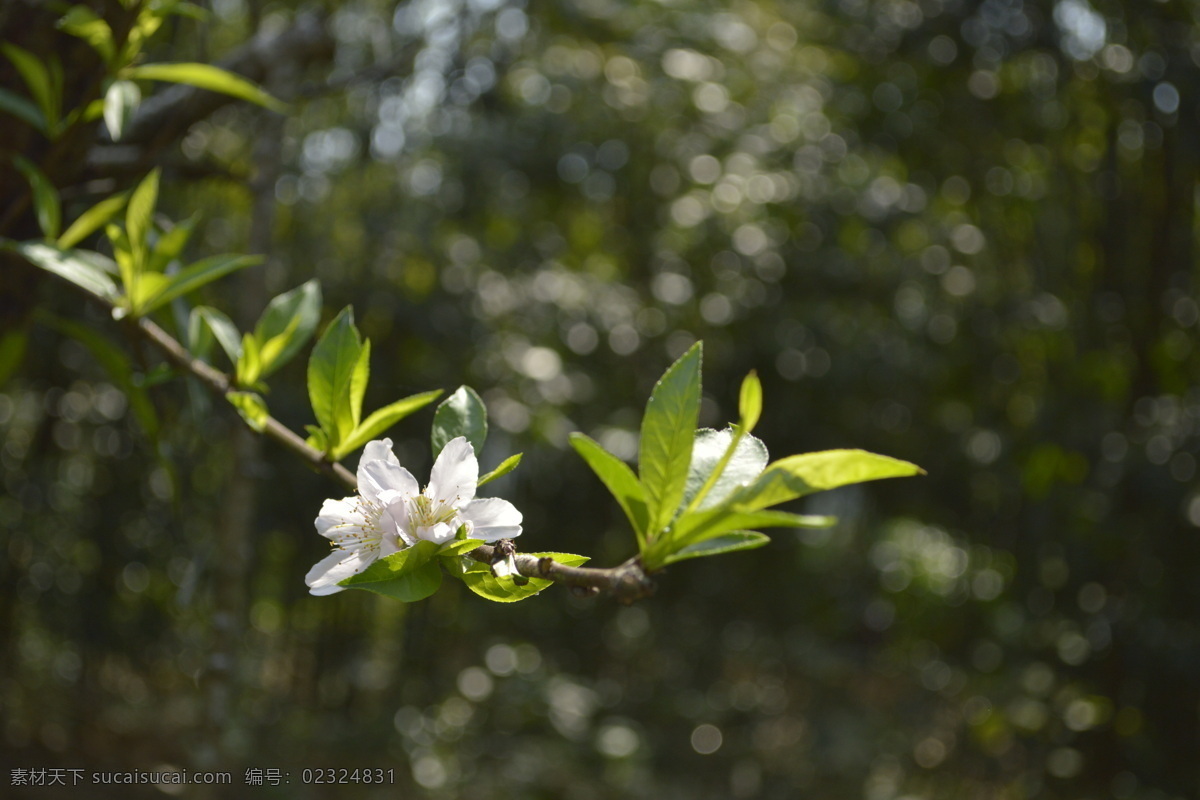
[27, 260, 656, 601]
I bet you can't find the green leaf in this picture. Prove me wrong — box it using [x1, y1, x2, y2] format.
[738, 370, 762, 432]
[569, 432, 650, 545]
[57, 6, 116, 63]
[431, 385, 487, 458]
[1, 44, 58, 132]
[646, 508, 833, 569]
[146, 216, 196, 274]
[0, 88, 48, 132]
[437, 538, 486, 558]
[332, 389, 443, 461]
[340, 540, 442, 602]
[236, 332, 262, 388]
[304, 424, 328, 453]
[58, 192, 128, 250]
[452, 552, 589, 603]
[126, 63, 289, 113]
[478, 453, 523, 487]
[660, 531, 771, 566]
[682, 428, 768, 511]
[343, 338, 371, 441]
[13, 156, 61, 239]
[307, 306, 363, 452]
[732, 450, 925, 512]
[138, 254, 261, 315]
[188, 305, 240, 364]
[253, 279, 321, 376]
[226, 391, 268, 432]
[638, 341, 702, 536]
[8, 241, 118, 300]
[125, 168, 159, 278]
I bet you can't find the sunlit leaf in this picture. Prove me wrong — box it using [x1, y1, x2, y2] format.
[569, 432, 650, 545]
[738, 370, 762, 432]
[451, 552, 588, 603]
[639, 341, 702, 536]
[58, 192, 128, 250]
[682, 428, 768, 512]
[138, 254, 261, 314]
[732, 450, 925, 512]
[478, 453, 523, 487]
[126, 63, 288, 113]
[333, 389, 443, 461]
[307, 306, 362, 452]
[340, 540, 442, 602]
[226, 391, 268, 432]
[57, 5, 116, 63]
[660, 531, 771, 566]
[188, 305, 240, 365]
[7, 241, 118, 300]
[253, 280, 321, 377]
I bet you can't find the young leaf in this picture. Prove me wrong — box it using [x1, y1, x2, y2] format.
[307, 307, 363, 452]
[103, 79, 140, 140]
[304, 425, 328, 453]
[0, 87, 48, 133]
[8, 241, 118, 300]
[731, 450, 925, 512]
[431, 385, 487, 458]
[57, 6, 116, 63]
[342, 339, 371, 442]
[125, 168, 159, 270]
[253, 280, 321, 376]
[236, 332, 262, 388]
[478, 453, 522, 487]
[58, 192, 128, 250]
[1, 44, 58, 132]
[146, 216, 196, 274]
[451, 552, 588, 603]
[332, 389, 443, 461]
[188, 305, 240, 364]
[339, 540, 442, 602]
[138, 253, 261, 314]
[437, 538, 486, 558]
[125, 63, 289, 113]
[568, 432, 650, 545]
[13, 156, 61, 239]
[638, 341, 702, 536]
[682, 428, 768, 511]
[660, 531, 770, 566]
[738, 370, 762, 432]
[226, 391, 268, 432]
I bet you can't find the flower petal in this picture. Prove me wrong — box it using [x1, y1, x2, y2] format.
[461, 497, 523, 542]
[315, 497, 367, 541]
[361, 438, 400, 467]
[305, 548, 377, 595]
[360, 460, 419, 504]
[381, 500, 414, 548]
[427, 436, 478, 508]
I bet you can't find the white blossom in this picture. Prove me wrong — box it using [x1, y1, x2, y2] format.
[306, 437, 522, 595]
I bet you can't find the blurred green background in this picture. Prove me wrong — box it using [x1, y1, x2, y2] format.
[2, 0, 1198, 797]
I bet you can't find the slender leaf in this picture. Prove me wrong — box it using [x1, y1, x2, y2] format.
[638, 341, 702, 536]
[307, 306, 363, 450]
[139, 254, 260, 314]
[58, 192, 128, 250]
[226, 391, 268, 432]
[569, 432, 650, 544]
[13, 156, 61, 239]
[236, 332, 262, 388]
[731, 450, 925, 512]
[646, 508, 834, 568]
[431, 385, 487, 458]
[660, 531, 771, 566]
[9, 241, 118, 300]
[146, 216, 196, 274]
[738, 370, 762, 432]
[342, 339, 371, 441]
[102, 80, 141, 141]
[1, 44, 58, 131]
[478, 453, 523, 487]
[304, 425, 328, 454]
[333, 389, 443, 461]
[0, 329, 29, 387]
[0, 88, 47, 132]
[125, 169, 159, 281]
[188, 305, 240, 364]
[57, 6, 116, 63]
[253, 279, 321, 376]
[340, 540, 442, 602]
[126, 63, 288, 113]
[437, 538, 486, 558]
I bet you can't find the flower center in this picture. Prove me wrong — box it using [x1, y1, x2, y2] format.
[408, 493, 460, 528]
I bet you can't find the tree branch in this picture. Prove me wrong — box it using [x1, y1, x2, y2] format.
[31, 262, 657, 602]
